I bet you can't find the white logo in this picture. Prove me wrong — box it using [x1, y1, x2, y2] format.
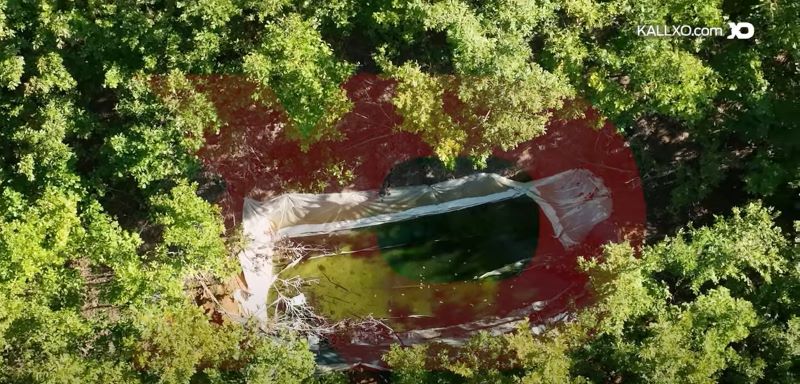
[727, 22, 754, 40]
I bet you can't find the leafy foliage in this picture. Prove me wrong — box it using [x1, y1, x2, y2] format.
[387, 203, 800, 383]
[0, 0, 798, 382]
[0, 1, 320, 382]
[244, 13, 354, 145]
[375, 0, 573, 163]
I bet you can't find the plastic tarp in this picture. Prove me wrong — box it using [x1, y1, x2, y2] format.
[235, 168, 612, 319]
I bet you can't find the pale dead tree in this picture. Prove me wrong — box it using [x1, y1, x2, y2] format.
[195, 233, 400, 341]
[266, 275, 344, 335]
[271, 238, 328, 273]
[265, 238, 399, 340]
[331, 314, 404, 346]
[264, 237, 344, 336]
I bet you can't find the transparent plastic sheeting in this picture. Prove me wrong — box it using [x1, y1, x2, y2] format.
[235, 168, 612, 319]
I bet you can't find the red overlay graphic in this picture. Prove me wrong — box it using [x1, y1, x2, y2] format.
[194, 73, 646, 366]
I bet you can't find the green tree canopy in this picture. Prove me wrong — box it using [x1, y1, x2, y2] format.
[386, 203, 800, 383]
[1, 0, 798, 382]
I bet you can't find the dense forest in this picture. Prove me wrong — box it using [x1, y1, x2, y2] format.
[0, 0, 798, 383]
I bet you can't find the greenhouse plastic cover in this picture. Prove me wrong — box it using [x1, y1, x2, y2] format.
[236, 168, 612, 319]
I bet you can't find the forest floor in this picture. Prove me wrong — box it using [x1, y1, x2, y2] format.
[628, 116, 751, 242]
